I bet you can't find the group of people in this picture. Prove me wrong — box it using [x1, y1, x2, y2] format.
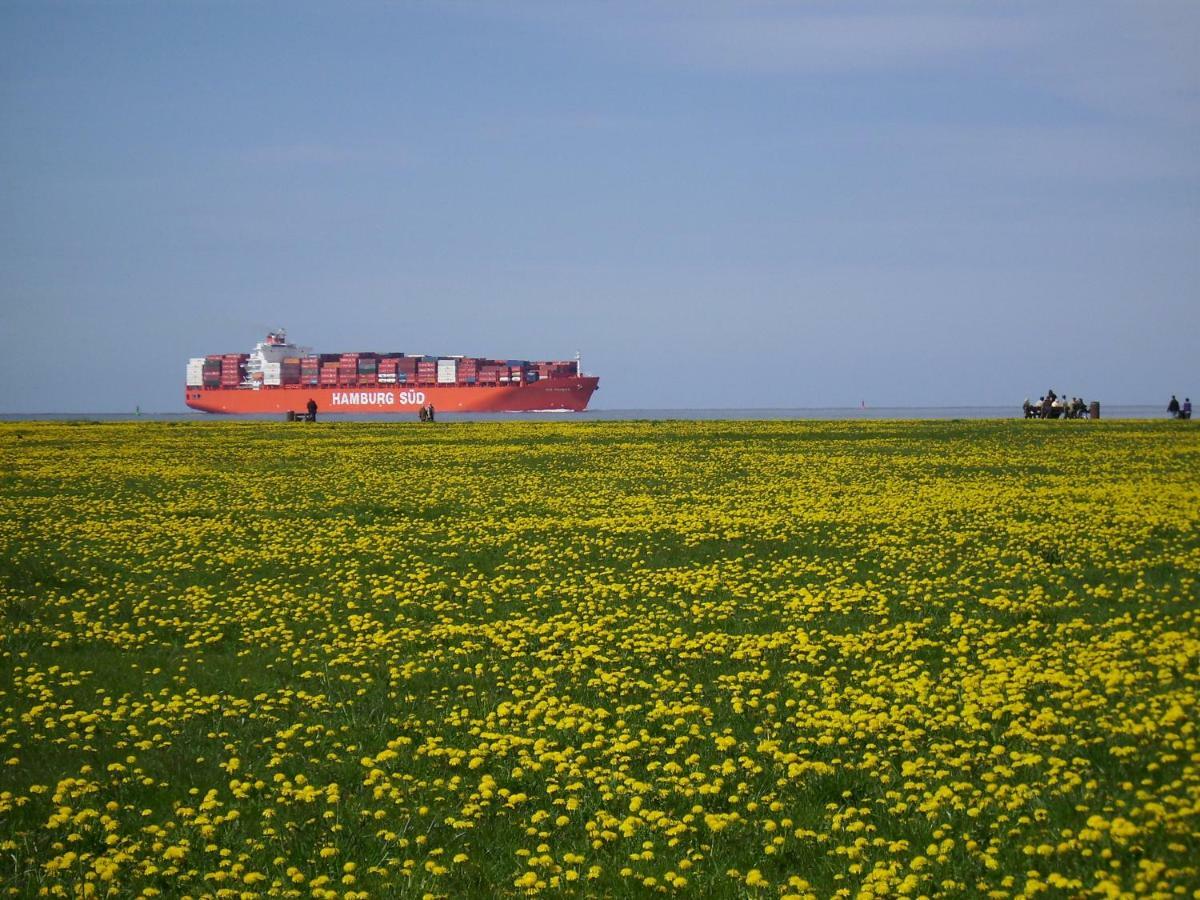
[1023, 390, 1089, 419]
[1167, 395, 1192, 420]
[293, 399, 439, 422]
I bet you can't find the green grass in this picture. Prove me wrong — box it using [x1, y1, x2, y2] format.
[0, 419, 1198, 898]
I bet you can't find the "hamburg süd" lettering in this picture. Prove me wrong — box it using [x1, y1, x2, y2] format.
[328, 391, 426, 406]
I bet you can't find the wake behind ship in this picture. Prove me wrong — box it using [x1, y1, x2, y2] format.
[185, 331, 599, 414]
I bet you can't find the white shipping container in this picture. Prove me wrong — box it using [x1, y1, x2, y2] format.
[263, 375, 281, 386]
[186, 374, 203, 387]
[436, 373, 456, 384]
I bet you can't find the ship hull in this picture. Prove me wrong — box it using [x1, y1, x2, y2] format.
[184, 376, 599, 414]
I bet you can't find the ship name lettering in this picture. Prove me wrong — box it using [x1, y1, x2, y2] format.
[331, 391, 397, 406]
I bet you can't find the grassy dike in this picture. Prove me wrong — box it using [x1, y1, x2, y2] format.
[1, 420, 1198, 897]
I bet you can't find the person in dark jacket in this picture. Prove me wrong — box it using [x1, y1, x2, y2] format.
[306, 398, 318, 422]
[427, 403, 435, 423]
[1168, 395, 1180, 418]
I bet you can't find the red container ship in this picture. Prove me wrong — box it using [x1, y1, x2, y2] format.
[185, 331, 599, 414]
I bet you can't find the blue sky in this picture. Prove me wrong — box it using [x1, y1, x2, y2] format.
[1, 1, 1197, 412]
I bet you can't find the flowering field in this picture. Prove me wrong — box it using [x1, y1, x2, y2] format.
[1, 419, 1197, 898]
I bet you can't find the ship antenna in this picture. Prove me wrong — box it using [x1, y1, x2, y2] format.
[575, 349, 581, 376]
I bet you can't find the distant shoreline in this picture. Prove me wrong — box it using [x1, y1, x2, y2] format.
[0, 405, 1174, 422]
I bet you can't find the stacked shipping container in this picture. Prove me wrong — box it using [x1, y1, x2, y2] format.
[300, 356, 320, 386]
[192, 349, 580, 391]
[377, 356, 415, 384]
[220, 354, 247, 387]
[202, 356, 222, 388]
[186, 358, 206, 387]
[338, 354, 359, 385]
[259, 358, 301, 386]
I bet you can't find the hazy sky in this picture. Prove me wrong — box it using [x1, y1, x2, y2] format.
[2, 1, 1197, 412]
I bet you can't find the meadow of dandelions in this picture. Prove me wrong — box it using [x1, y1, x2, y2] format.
[1, 419, 1197, 898]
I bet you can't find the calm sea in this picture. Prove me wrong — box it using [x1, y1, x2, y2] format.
[0, 406, 1171, 422]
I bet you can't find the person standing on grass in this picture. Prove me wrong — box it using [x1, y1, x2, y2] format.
[1183, 398, 1192, 420]
[306, 397, 318, 422]
[419, 405, 428, 423]
[1168, 395, 1180, 418]
[427, 403, 435, 423]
